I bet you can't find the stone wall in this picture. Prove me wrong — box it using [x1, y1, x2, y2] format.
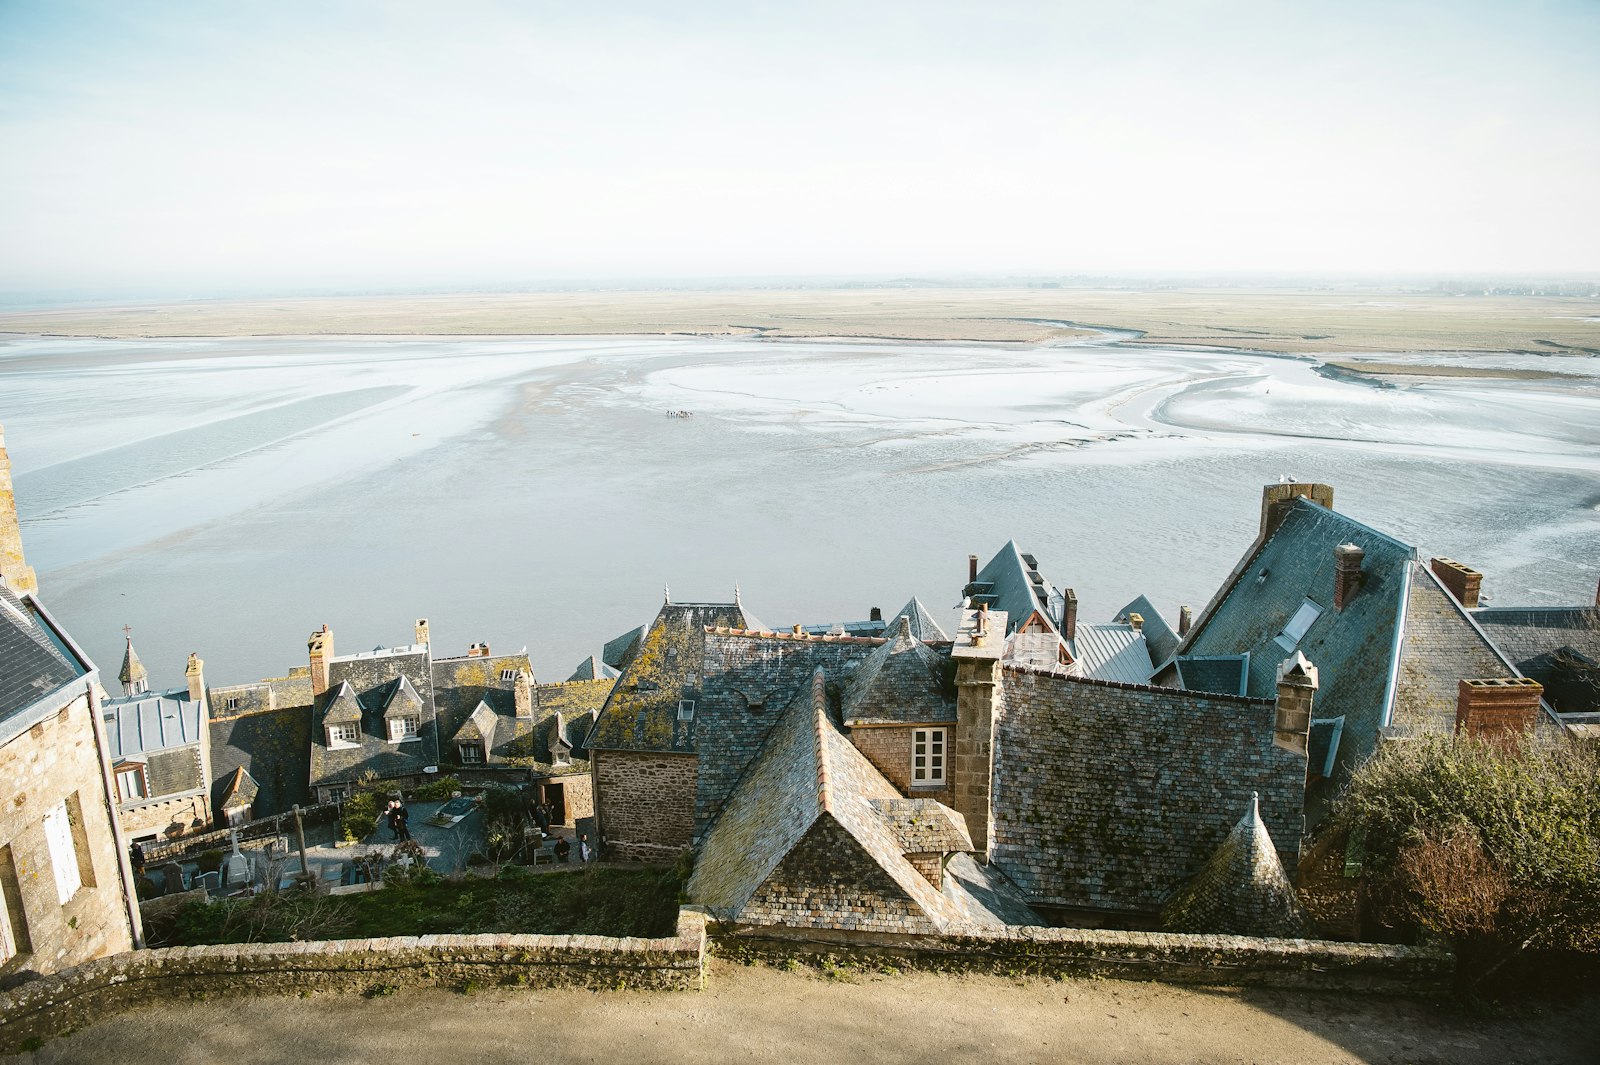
[0, 909, 708, 1055]
[715, 922, 1450, 994]
[0, 689, 135, 980]
[116, 790, 210, 842]
[846, 725, 954, 806]
[593, 750, 695, 861]
[558, 772, 595, 827]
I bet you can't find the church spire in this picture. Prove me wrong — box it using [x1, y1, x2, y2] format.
[119, 627, 149, 697]
[0, 423, 39, 597]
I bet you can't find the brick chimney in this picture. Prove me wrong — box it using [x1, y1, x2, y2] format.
[468, 641, 491, 658]
[1062, 588, 1078, 642]
[968, 554, 979, 583]
[1456, 677, 1543, 747]
[1178, 605, 1193, 637]
[415, 617, 430, 648]
[0, 423, 39, 597]
[1334, 543, 1365, 610]
[514, 669, 534, 719]
[869, 606, 882, 622]
[1260, 480, 1334, 539]
[1430, 558, 1482, 609]
[1274, 652, 1319, 757]
[308, 624, 334, 698]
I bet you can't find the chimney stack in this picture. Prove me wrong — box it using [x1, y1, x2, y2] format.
[1061, 588, 1078, 642]
[415, 618, 430, 648]
[1178, 605, 1193, 637]
[968, 554, 979, 584]
[308, 624, 334, 698]
[869, 606, 882, 622]
[514, 669, 534, 719]
[1274, 653, 1319, 757]
[186, 652, 206, 707]
[467, 641, 491, 658]
[1259, 480, 1334, 540]
[1429, 557, 1482, 609]
[1456, 677, 1543, 748]
[1127, 612, 1144, 632]
[0, 423, 39, 597]
[1334, 543, 1365, 610]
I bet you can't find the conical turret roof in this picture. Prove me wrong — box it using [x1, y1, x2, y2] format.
[1161, 793, 1313, 938]
[119, 635, 149, 694]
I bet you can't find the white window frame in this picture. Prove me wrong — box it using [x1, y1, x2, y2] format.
[1275, 599, 1324, 652]
[500, 668, 518, 682]
[912, 728, 946, 787]
[0, 882, 13, 964]
[458, 742, 485, 764]
[226, 696, 241, 711]
[327, 723, 360, 748]
[115, 765, 147, 803]
[388, 716, 419, 742]
[42, 802, 82, 904]
[677, 700, 695, 722]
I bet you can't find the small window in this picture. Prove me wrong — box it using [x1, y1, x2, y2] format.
[500, 669, 517, 682]
[459, 743, 485, 764]
[42, 802, 82, 904]
[328, 723, 359, 747]
[677, 700, 695, 722]
[226, 696, 241, 711]
[327, 786, 349, 803]
[553, 747, 571, 767]
[1275, 599, 1324, 651]
[116, 766, 147, 802]
[912, 728, 946, 787]
[388, 716, 419, 742]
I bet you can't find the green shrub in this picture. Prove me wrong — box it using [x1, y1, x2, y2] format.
[195, 850, 225, 875]
[411, 775, 461, 803]
[340, 790, 380, 843]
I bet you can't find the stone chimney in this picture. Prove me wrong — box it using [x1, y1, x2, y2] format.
[1178, 605, 1193, 637]
[968, 554, 979, 584]
[187, 651, 213, 784]
[0, 423, 39, 597]
[951, 607, 1008, 862]
[308, 624, 334, 698]
[1273, 652, 1319, 757]
[514, 669, 534, 720]
[1061, 588, 1078, 642]
[869, 606, 882, 622]
[415, 617, 430, 648]
[1430, 557, 1482, 609]
[468, 641, 491, 658]
[1127, 612, 1143, 632]
[1259, 480, 1334, 540]
[1456, 677, 1543, 747]
[1334, 543, 1365, 611]
[186, 652, 206, 707]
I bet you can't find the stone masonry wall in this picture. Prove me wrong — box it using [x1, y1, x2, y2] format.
[116, 791, 210, 842]
[594, 750, 696, 861]
[715, 921, 1450, 994]
[846, 725, 954, 806]
[0, 690, 134, 980]
[0, 910, 707, 1055]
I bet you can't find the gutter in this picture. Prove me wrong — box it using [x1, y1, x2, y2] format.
[1378, 563, 1414, 731]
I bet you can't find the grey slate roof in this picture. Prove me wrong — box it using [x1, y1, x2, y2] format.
[1170, 497, 1416, 779]
[840, 616, 954, 725]
[218, 766, 259, 814]
[893, 598, 950, 642]
[1389, 565, 1520, 738]
[587, 602, 754, 753]
[967, 541, 1065, 636]
[1473, 603, 1600, 714]
[602, 625, 648, 672]
[309, 645, 439, 787]
[0, 584, 86, 726]
[210, 701, 313, 820]
[1175, 655, 1250, 697]
[1161, 794, 1313, 938]
[566, 654, 620, 682]
[118, 637, 148, 691]
[430, 651, 536, 762]
[103, 688, 204, 758]
[1118, 595, 1180, 666]
[1071, 624, 1155, 685]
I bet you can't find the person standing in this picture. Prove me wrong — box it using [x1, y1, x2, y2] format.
[129, 840, 146, 875]
[578, 833, 592, 863]
[395, 801, 411, 842]
[554, 836, 570, 863]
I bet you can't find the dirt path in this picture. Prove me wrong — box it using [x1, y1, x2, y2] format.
[19, 960, 1599, 1065]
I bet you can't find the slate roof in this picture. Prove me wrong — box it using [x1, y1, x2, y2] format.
[218, 766, 259, 814]
[587, 602, 754, 753]
[209, 701, 314, 820]
[602, 625, 649, 672]
[1175, 655, 1250, 697]
[967, 541, 1065, 636]
[208, 670, 313, 718]
[1169, 497, 1416, 779]
[1071, 623, 1154, 685]
[0, 584, 88, 728]
[1389, 565, 1521, 738]
[566, 654, 620, 682]
[1118, 595, 1180, 666]
[840, 615, 954, 725]
[800, 598, 952, 642]
[688, 668, 978, 933]
[531, 679, 612, 765]
[309, 645, 439, 787]
[103, 688, 204, 758]
[1161, 794, 1313, 938]
[118, 637, 148, 691]
[1473, 604, 1600, 714]
[431, 651, 536, 762]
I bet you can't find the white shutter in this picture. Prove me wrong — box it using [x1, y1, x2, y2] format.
[42, 802, 81, 904]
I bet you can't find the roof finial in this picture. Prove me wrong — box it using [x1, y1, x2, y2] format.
[1249, 791, 1260, 818]
[663, 583, 670, 605]
[122, 623, 133, 640]
[734, 583, 741, 606]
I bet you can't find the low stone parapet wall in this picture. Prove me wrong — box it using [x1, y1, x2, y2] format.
[0, 910, 706, 1054]
[715, 922, 1452, 994]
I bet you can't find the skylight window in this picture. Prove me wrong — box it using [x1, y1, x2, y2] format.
[1275, 599, 1323, 651]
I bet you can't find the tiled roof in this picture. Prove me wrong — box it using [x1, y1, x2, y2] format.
[870, 797, 971, 853]
[430, 651, 534, 762]
[1004, 630, 1067, 673]
[566, 654, 619, 682]
[310, 646, 438, 787]
[0, 584, 85, 725]
[1172, 498, 1416, 779]
[1161, 794, 1313, 938]
[209, 701, 313, 820]
[587, 602, 753, 753]
[1175, 655, 1250, 697]
[968, 540, 1064, 636]
[321, 681, 363, 725]
[1118, 595, 1180, 667]
[102, 688, 203, 758]
[840, 616, 953, 726]
[1473, 603, 1600, 715]
[1389, 565, 1521, 738]
[688, 668, 974, 933]
[1071, 624, 1154, 685]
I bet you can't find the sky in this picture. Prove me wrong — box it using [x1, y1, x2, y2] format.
[1, 0, 1597, 296]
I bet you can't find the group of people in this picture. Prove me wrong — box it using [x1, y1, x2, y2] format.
[384, 798, 411, 842]
[549, 832, 594, 863]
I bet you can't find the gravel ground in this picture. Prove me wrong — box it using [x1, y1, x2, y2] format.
[18, 959, 1599, 1065]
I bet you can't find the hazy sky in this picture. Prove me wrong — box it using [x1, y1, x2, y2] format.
[1, 0, 1597, 294]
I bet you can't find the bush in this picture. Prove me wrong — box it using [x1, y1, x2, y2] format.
[412, 775, 461, 803]
[340, 790, 380, 843]
[1332, 736, 1600, 991]
[195, 850, 225, 875]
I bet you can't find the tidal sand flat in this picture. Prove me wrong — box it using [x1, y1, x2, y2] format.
[1, 332, 1596, 686]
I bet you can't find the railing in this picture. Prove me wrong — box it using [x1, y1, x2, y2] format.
[139, 803, 339, 865]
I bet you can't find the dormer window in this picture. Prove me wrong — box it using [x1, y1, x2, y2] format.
[388, 716, 419, 742]
[458, 742, 484, 764]
[1275, 599, 1324, 652]
[500, 668, 517, 681]
[553, 746, 571, 767]
[327, 723, 359, 748]
[226, 696, 241, 711]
